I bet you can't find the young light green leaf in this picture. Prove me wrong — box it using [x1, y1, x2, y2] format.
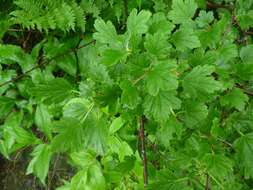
[168, 0, 198, 24]
[63, 98, 93, 123]
[196, 10, 214, 28]
[13, 126, 41, 147]
[127, 9, 151, 34]
[35, 104, 52, 140]
[0, 44, 25, 64]
[108, 136, 133, 161]
[26, 144, 52, 185]
[93, 18, 120, 46]
[109, 117, 124, 134]
[70, 151, 96, 169]
[69, 165, 105, 190]
[0, 140, 10, 159]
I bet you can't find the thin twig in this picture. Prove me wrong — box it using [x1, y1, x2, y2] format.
[47, 154, 60, 190]
[123, 0, 128, 24]
[7, 28, 25, 32]
[217, 137, 233, 148]
[22, 31, 32, 50]
[139, 116, 148, 187]
[205, 173, 211, 190]
[0, 40, 96, 88]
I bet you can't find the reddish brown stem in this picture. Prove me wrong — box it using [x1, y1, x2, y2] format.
[139, 116, 148, 187]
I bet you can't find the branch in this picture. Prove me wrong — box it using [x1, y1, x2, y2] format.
[206, 1, 233, 12]
[235, 83, 253, 96]
[0, 40, 96, 88]
[139, 116, 148, 187]
[244, 31, 253, 35]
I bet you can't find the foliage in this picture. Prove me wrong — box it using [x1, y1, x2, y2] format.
[1, 0, 253, 189]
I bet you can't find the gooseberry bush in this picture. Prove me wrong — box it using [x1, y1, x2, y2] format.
[1, 0, 253, 189]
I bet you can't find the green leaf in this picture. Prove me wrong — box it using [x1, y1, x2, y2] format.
[202, 153, 233, 180]
[171, 27, 201, 50]
[0, 96, 15, 118]
[0, 139, 10, 159]
[127, 9, 151, 35]
[234, 133, 253, 178]
[101, 48, 127, 65]
[143, 91, 181, 122]
[182, 100, 208, 128]
[55, 53, 77, 76]
[145, 60, 178, 96]
[108, 136, 133, 161]
[120, 80, 140, 109]
[240, 44, 253, 63]
[156, 117, 183, 147]
[109, 117, 124, 134]
[30, 78, 74, 104]
[63, 98, 93, 123]
[83, 118, 108, 155]
[237, 10, 253, 30]
[93, 18, 120, 46]
[70, 151, 96, 169]
[4, 110, 23, 127]
[12, 126, 40, 148]
[168, 0, 198, 24]
[144, 32, 171, 58]
[196, 10, 214, 28]
[148, 169, 190, 190]
[149, 12, 175, 34]
[182, 65, 222, 98]
[35, 104, 52, 140]
[218, 43, 238, 63]
[78, 45, 112, 84]
[51, 118, 85, 153]
[220, 88, 249, 111]
[26, 144, 52, 185]
[236, 63, 253, 80]
[0, 44, 25, 64]
[69, 165, 105, 190]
